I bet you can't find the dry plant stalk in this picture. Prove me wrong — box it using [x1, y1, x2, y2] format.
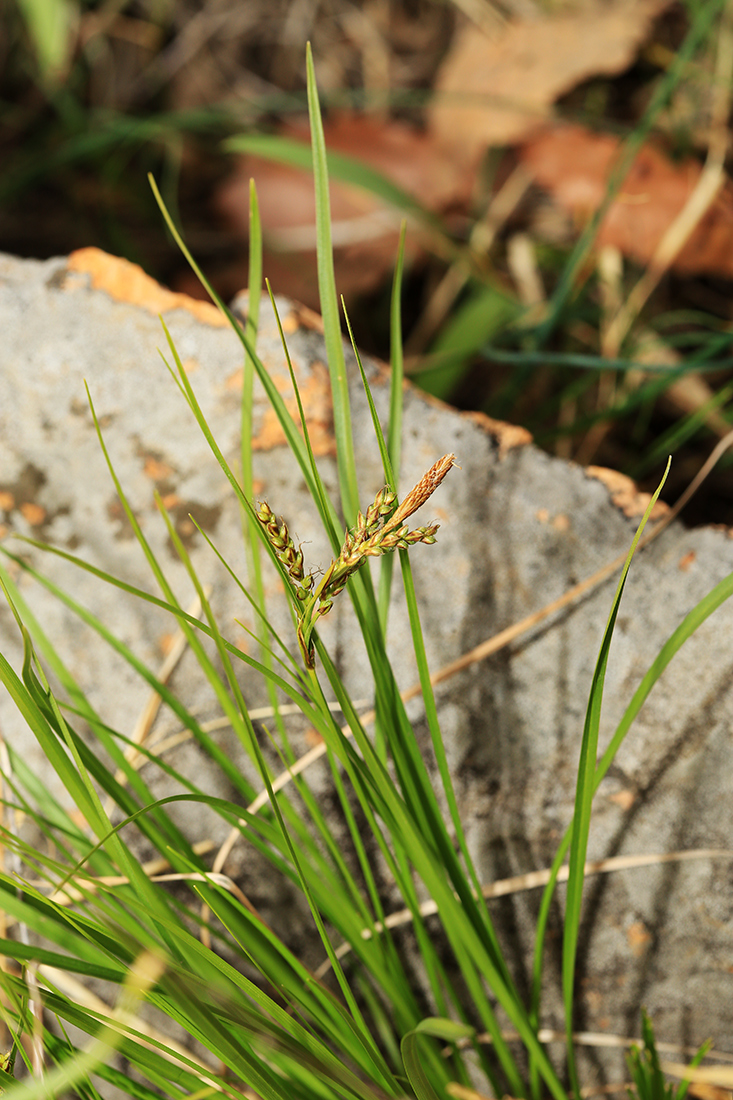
[257, 453, 456, 668]
[602, 1, 733, 358]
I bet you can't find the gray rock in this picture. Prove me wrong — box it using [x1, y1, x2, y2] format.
[2, 249, 732, 1082]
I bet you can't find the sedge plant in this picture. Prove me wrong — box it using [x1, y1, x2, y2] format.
[0, 44, 731, 1100]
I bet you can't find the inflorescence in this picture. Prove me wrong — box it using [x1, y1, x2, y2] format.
[256, 453, 456, 668]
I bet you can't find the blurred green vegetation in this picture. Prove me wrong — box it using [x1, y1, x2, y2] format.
[4, 0, 733, 522]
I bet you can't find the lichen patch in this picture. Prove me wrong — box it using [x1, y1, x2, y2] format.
[66, 248, 229, 327]
[252, 359, 334, 455]
[586, 465, 670, 520]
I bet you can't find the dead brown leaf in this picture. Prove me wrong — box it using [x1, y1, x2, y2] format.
[214, 113, 470, 308]
[430, 0, 672, 167]
[520, 123, 733, 277]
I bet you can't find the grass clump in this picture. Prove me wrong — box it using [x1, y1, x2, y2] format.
[0, 45, 731, 1100]
[626, 1011, 711, 1100]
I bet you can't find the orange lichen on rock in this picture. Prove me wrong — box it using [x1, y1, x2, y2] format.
[586, 465, 670, 520]
[252, 359, 334, 456]
[67, 248, 229, 326]
[462, 411, 533, 458]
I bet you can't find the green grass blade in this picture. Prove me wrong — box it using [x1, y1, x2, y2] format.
[305, 43, 359, 524]
[398, 549, 510, 978]
[401, 1019, 475, 1100]
[674, 1036, 713, 1100]
[562, 460, 671, 1097]
[148, 177, 332, 523]
[238, 178, 288, 699]
[343, 301, 395, 488]
[241, 176, 262, 504]
[378, 221, 408, 626]
[222, 132, 448, 241]
[531, 551, 733, 1053]
[628, 379, 733, 478]
[418, 282, 520, 401]
[265, 282, 342, 551]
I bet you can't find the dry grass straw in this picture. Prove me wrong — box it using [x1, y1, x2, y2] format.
[602, 1, 733, 358]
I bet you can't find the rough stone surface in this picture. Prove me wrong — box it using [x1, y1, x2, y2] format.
[2, 249, 733, 1079]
